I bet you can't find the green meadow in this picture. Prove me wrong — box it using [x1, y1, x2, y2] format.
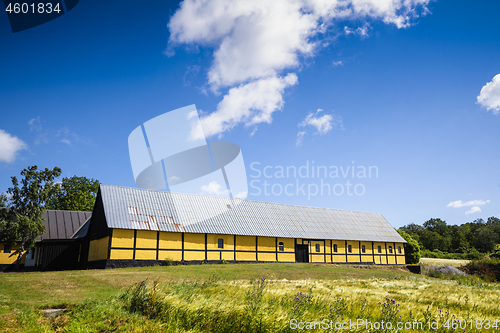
[1, 263, 499, 332]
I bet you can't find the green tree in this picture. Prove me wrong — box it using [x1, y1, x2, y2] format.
[492, 244, 500, 259]
[474, 226, 499, 253]
[46, 176, 99, 211]
[0, 165, 61, 269]
[0, 193, 8, 207]
[422, 218, 451, 252]
[450, 225, 469, 253]
[397, 229, 421, 264]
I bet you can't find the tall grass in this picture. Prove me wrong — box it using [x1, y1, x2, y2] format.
[119, 275, 500, 332]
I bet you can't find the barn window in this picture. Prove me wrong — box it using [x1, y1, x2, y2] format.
[398, 246, 401, 253]
[377, 246, 381, 253]
[315, 244, 320, 252]
[3, 244, 11, 254]
[348, 245, 352, 253]
[361, 245, 366, 253]
[279, 242, 284, 251]
[333, 244, 338, 253]
[388, 246, 393, 253]
[217, 238, 224, 249]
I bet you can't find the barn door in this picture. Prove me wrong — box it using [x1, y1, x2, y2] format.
[295, 244, 309, 262]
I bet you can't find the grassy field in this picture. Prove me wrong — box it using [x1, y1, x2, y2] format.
[420, 258, 471, 267]
[0, 263, 499, 332]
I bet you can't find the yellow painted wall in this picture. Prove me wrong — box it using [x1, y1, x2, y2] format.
[360, 255, 373, 263]
[258, 236, 275, 252]
[278, 238, 294, 252]
[387, 244, 395, 256]
[396, 243, 405, 255]
[111, 229, 134, 248]
[311, 241, 324, 254]
[346, 255, 359, 263]
[207, 251, 220, 261]
[278, 253, 295, 262]
[387, 255, 396, 265]
[374, 242, 386, 255]
[88, 237, 109, 262]
[184, 233, 205, 250]
[311, 255, 325, 263]
[159, 232, 182, 249]
[207, 234, 234, 250]
[373, 242, 387, 264]
[332, 255, 347, 263]
[105, 229, 406, 266]
[258, 253, 275, 262]
[184, 250, 204, 260]
[331, 241, 344, 254]
[110, 249, 133, 260]
[235, 235, 256, 251]
[347, 241, 359, 254]
[360, 241, 372, 255]
[136, 231, 157, 249]
[136, 249, 156, 260]
[158, 250, 182, 261]
[236, 251, 257, 261]
[222, 251, 234, 261]
[0, 243, 26, 265]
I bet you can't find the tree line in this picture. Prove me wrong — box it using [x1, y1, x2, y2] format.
[0, 165, 99, 268]
[399, 217, 500, 255]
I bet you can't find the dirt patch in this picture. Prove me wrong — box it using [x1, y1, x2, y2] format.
[0, 311, 20, 331]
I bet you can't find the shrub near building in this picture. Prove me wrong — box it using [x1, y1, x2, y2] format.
[397, 230, 420, 264]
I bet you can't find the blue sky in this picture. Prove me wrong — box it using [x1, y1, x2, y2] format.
[0, 0, 499, 228]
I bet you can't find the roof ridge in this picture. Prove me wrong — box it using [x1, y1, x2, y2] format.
[99, 184, 381, 215]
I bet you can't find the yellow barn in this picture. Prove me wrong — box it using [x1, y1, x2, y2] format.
[83, 184, 406, 268]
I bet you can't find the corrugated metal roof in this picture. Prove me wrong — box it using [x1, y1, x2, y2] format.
[100, 184, 405, 243]
[37, 210, 92, 241]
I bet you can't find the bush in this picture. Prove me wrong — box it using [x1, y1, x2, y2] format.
[463, 258, 500, 282]
[397, 230, 420, 264]
[491, 244, 500, 259]
[419, 249, 485, 260]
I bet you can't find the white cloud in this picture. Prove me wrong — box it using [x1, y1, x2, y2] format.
[168, 0, 430, 138]
[446, 199, 490, 208]
[55, 126, 91, 147]
[61, 138, 71, 145]
[201, 181, 229, 196]
[332, 60, 344, 66]
[344, 24, 370, 37]
[190, 74, 298, 140]
[168, 176, 181, 182]
[296, 109, 343, 145]
[0, 129, 27, 163]
[296, 131, 307, 146]
[465, 206, 481, 215]
[234, 191, 248, 199]
[477, 73, 500, 114]
[28, 116, 42, 132]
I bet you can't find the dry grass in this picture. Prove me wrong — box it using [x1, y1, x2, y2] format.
[420, 257, 470, 267]
[1, 263, 499, 332]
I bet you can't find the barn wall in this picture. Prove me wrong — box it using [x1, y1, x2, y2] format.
[88, 237, 109, 262]
[104, 228, 406, 266]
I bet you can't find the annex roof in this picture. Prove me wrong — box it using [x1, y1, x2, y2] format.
[99, 184, 405, 243]
[38, 210, 92, 241]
